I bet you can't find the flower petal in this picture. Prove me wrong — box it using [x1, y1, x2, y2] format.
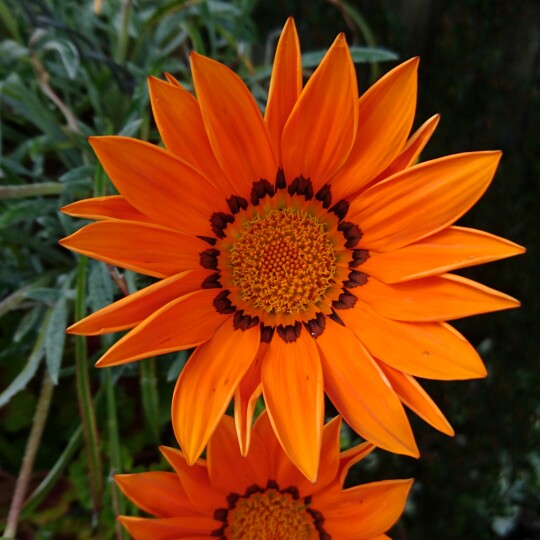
[159, 446, 225, 510]
[261, 331, 324, 482]
[372, 113, 440, 183]
[265, 17, 302, 163]
[68, 269, 210, 335]
[117, 516, 218, 540]
[348, 151, 502, 252]
[377, 362, 454, 435]
[316, 479, 413, 539]
[337, 442, 376, 487]
[89, 136, 227, 235]
[207, 415, 268, 494]
[148, 76, 231, 195]
[361, 226, 525, 283]
[316, 319, 418, 457]
[359, 274, 520, 322]
[114, 472, 192, 518]
[95, 290, 225, 367]
[234, 346, 264, 456]
[281, 33, 358, 190]
[190, 52, 277, 197]
[330, 58, 419, 199]
[340, 302, 486, 380]
[61, 195, 153, 223]
[60, 220, 204, 278]
[172, 320, 260, 465]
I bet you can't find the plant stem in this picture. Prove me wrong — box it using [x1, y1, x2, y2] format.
[74, 255, 103, 515]
[116, 0, 132, 64]
[105, 369, 128, 540]
[3, 372, 54, 538]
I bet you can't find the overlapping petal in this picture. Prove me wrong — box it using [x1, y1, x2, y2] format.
[68, 269, 210, 335]
[281, 33, 358, 190]
[61, 195, 153, 222]
[316, 319, 418, 457]
[114, 472, 192, 518]
[172, 320, 260, 465]
[147, 76, 230, 194]
[261, 332, 324, 482]
[95, 290, 225, 367]
[361, 226, 525, 283]
[348, 151, 502, 251]
[331, 57, 419, 199]
[88, 136, 228, 235]
[190, 52, 277, 197]
[359, 274, 520, 322]
[340, 302, 486, 380]
[264, 17, 302, 162]
[60, 220, 204, 278]
[315, 479, 413, 539]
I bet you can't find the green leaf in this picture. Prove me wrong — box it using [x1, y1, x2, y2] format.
[88, 261, 114, 312]
[301, 46, 398, 68]
[44, 297, 68, 384]
[0, 310, 48, 408]
[0, 39, 28, 62]
[40, 38, 81, 79]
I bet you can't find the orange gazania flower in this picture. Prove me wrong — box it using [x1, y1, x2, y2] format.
[61, 19, 523, 480]
[115, 412, 412, 539]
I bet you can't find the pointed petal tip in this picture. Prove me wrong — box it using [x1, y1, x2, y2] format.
[283, 16, 296, 29]
[334, 32, 347, 46]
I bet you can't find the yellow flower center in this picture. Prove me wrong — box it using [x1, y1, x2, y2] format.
[223, 488, 318, 539]
[227, 208, 337, 316]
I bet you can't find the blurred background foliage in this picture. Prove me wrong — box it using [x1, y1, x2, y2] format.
[0, 0, 538, 538]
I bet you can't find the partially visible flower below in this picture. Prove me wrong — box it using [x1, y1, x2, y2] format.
[116, 412, 411, 540]
[60, 18, 524, 480]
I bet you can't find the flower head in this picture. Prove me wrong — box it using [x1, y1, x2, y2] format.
[61, 19, 523, 480]
[115, 412, 412, 539]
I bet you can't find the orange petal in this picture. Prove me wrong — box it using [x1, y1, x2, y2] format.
[281, 34, 358, 190]
[316, 479, 413, 539]
[337, 441, 376, 487]
[252, 410, 291, 481]
[316, 319, 418, 457]
[234, 346, 264, 455]
[172, 320, 260, 465]
[340, 302, 486, 380]
[61, 195, 153, 223]
[89, 136, 227, 236]
[60, 220, 204, 278]
[377, 362, 454, 435]
[117, 516, 218, 540]
[310, 415, 341, 492]
[67, 268, 209, 335]
[148, 77, 231, 195]
[190, 52, 276, 198]
[207, 415, 268, 494]
[114, 472, 191, 518]
[159, 446, 225, 509]
[264, 17, 302, 164]
[372, 113, 440, 183]
[95, 290, 225, 367]
[348, 151, 502, 252]
[261, 331, 324, 482]
[330, 58, 419, 200]
[264, 415, 343, 499]
[361, 226, 525, 283]
[359, 274, 520, 322]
